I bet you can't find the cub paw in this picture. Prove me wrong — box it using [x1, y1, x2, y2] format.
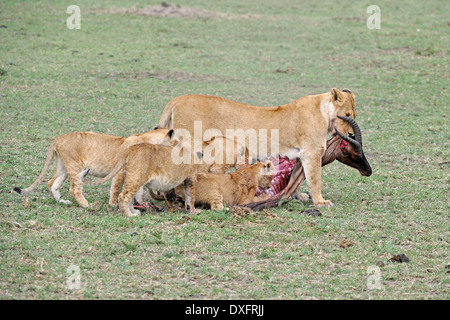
[292, 191, 310, 201]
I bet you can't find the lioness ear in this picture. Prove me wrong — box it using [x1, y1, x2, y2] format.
[168, 129, 174, 138]
[342, 88, 355, 99]
[331, 88, 343, 102]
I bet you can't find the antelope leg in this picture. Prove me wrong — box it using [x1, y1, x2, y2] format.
[284, 159, 306, 199]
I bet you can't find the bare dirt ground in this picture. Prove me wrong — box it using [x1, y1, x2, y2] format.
[90, 2, 256, 20]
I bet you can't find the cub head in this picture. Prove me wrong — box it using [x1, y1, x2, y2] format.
[257, 160, 274, 191]
[157, 128, 177, 146]
[202, 135, 254, 170]
[331, 88, 357, 135]
[235, 144, 254, 170]
[139, 128, 177, 146]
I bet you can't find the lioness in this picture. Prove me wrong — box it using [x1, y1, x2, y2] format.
[174, 160, 273, 211]
[156, 89, 357, 207]
[84, 142, 201, 217]
[13, 128, 173, 208]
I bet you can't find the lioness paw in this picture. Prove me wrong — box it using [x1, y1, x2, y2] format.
[316, 200, 334, 208]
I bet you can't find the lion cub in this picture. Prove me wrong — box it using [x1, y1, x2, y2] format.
[199, 135, 254, 174]
[148, 134, 255, 201]
[174, 160, 273, 211]
[13, 128, 173, 208]
[84, 142, 202, 217]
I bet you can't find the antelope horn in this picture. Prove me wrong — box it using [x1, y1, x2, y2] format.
[334, 127, 361, 152]
[337, 115, 362, 144]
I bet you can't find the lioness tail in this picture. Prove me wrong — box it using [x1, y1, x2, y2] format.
[156, 98, 178, 129]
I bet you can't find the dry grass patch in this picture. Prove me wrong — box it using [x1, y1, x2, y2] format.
[89, 3, 259, 20]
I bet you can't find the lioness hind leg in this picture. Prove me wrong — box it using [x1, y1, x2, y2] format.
[134, 187, 145, 205]
[68, 173, 89, 208]
[299, 148, 333, 208]
[47, 157, 71, 205]
[118, 185, 142, 217]
[111, 169, 146, 206]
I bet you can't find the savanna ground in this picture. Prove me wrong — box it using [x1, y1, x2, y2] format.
[0, 0, 448, 300]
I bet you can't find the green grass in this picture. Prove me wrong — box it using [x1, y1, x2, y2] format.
[0, 0, 448, 299]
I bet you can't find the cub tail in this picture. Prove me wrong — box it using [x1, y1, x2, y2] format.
[12, 143, 56, 196]
[83, 149, 129, 186]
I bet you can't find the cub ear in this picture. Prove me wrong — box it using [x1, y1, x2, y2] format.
[264, 160, 273, 172]
[168, 129, 174, 138]
[331, 88, 343, 102]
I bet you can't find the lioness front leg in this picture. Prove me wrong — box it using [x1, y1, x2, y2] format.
[299, 148, 333, 207]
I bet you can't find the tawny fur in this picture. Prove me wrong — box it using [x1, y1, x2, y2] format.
[84, 142, 200, 217]
[157, 89, 357, 207]
[13, 128, 173, 208]
[199, 135, 254, 174]
[148, 134, 254, 201]
[174, 161, 273, 211]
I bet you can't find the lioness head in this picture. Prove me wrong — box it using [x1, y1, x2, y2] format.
[331, 88, 357, 135]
